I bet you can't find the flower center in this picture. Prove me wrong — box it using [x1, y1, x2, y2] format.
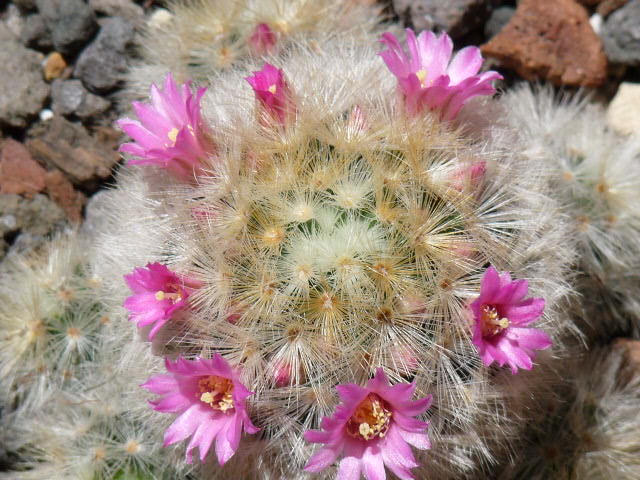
[198, 375, 235, 413]
[268, 84, 277, 94]
[480, 305, 510, 338]
[345, 394, 392, 441]
[167, 128, 179, 145]
[154, 284, 183, 303]
[416, 69, 428, 88]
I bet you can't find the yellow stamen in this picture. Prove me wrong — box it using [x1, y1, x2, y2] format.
[197, 376, 235, 413]
[167, 128, 179, 144]
[268, 84, 277, 94]
[480, 305, 510, 337]
[416, 69, 428, 87]
[155, 289, 182, 303]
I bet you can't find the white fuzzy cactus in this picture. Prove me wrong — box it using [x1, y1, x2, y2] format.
[497, 341, 640, 480]
[501, 86, 640, 340]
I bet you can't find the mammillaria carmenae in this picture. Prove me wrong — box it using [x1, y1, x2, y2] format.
[95, 28, 576, 478]
[0, 8, 599, 478]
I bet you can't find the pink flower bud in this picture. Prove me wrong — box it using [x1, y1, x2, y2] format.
[249, 23, 277, 56]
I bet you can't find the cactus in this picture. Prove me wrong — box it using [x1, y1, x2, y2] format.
[82, 29, 579, 478]
[497, 341, 640, 480]
[501, 86, 640, 341]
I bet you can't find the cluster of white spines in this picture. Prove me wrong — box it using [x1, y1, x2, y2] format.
[497, 342, 640, 480]
[501, 86, 640, 339]
[0, 233, 186, 479]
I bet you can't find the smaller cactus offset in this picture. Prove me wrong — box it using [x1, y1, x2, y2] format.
[0, 233, 108, 415]
[501, 86, 640, 340]
[127, 0, 384, 100]
[497, 341, 640, 480]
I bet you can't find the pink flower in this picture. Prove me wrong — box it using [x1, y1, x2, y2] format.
[142, 355, 260, 465]
[124, 263, 198, 340]
[304, 368, 432, 480]
[379, 29, 503, 119]
[245, 63, 296, 126]
[117, 73, 215, 181]
[470, 266, 552, 374]
[249, 23, 277, 55]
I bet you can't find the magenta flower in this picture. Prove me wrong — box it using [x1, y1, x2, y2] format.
[249, 23, 277, 56]
[124, 263, 198, 340]
[245, 63, 296, 126]
[379, 29, 502, 119]
[470, 266, 552, 374]
[304, 368, 432, 480]
[117, 73, 215, 181]
[142, 355, 260, 465]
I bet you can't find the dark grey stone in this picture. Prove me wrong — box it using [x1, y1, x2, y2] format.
[0, 23, 49, 128]
[392, 0, 490, 40]
[484, 6, 515, 40]
[51, 79, 85, 116]
[601, 0, 640, 66]
[36, 0, 97, 55]
[13, 0, 37, 13]
[51, 79, 112, 118]
[75, 92, 110, 118]
[20, 14, 53, 50]
[74, 17, 135, 93]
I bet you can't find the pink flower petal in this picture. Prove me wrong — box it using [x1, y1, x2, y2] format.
[337, 456, 363, 480]
[304, 447, 339, 472]
[447, 46, 483, 84]
[164, 403, 207, 447]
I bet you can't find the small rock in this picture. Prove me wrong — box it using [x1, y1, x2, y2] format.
[0, 139, 47, 197]
[51, 79, 84, 116]
[74, 17, 135, 93]
[43, 52, 67, 82]
[590, 13, 604, 34]
[481, 0, 608, 87]
[606, 82, 640, 136]
[50, 79, 111, 119]
[601, 0, 640, 65]
[0, 23, 49, 128]
[75, 92, 110, 119]
[484, 6, 515, 39]
[392, 0, 489, 40]
[20, 14, 53, 50]
[26, 116, 120, 189]
[44, 169, 85, 222]
[39, 109, 54, 121]
[89, 0, 144, 23]
[36, 0, 97, 55]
